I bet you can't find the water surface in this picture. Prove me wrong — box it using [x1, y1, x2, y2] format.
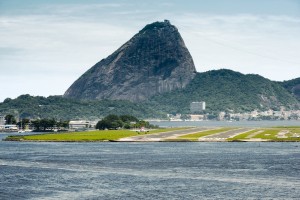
[0, 138, 299, 199]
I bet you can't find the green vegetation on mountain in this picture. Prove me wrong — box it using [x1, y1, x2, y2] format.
[280, 77, 300, 100]
[0, 69, 299, 120]
[0, 94, 165, 120]
[147, 69, 299, 114]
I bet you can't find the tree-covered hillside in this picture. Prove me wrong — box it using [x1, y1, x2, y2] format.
[0, 95, 165, 120]
[280, 77, 300, 100]
[147, 69, 299, 113]
[1, 69, 298, 120]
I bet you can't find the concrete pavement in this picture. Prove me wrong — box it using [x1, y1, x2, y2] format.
[118, 127, 214, 142]
[198, 128, 253, 141]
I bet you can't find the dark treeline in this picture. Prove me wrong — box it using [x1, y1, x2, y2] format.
[96, 114, 158, 130]
[30, 119, 69, 131]
[2, 114, 69, 131]
[0, 94, 165, 120]
[15, 118, 69, 131]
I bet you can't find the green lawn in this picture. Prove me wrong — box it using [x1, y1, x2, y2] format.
[253, 129, 279, 140]
[178, 127, 235, 141]
[288, 127, 300, 134]
[272, 126, 300, 129]
[5, 127, 189, 142]
[227, 129, 260, 141]
[5, 127, 300, 142]
[228, 127, 300, 142]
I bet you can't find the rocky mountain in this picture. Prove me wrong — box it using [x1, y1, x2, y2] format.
[2, 20, 299, 120]
[64, 20, 196, 101]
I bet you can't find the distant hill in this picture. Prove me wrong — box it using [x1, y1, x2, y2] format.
[62, 20, 299, 113]
[64, 20, 196, 102]
[280, 78, 300, 101]
[1, 70, 298, 120]
[1, 20, 299, 120]
[0, 95, 165, 120]
[147, 69, 300, 113]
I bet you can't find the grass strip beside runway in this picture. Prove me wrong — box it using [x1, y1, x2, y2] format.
[227, 130, 260, 141]
[5, 127, 188, 142]
[4, 127, 300, 142]
[178, 127, 235, 141]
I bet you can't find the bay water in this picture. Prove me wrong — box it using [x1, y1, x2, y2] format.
[0, 122, 300, 200]
[0, 130, 299, 199]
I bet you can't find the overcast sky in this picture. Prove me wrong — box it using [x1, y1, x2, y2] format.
[1, 0, 300, 102]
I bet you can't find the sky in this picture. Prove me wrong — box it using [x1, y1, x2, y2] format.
[0, 0, 300, 102]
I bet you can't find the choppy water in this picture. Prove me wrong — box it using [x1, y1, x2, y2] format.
[0, 133, 300, 199]
[0, 138, 300, 199]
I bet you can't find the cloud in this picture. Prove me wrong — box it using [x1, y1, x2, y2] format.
[173, 14, 300, 80]
[0, 14, 135, 69]
[1, 1, 300, 102]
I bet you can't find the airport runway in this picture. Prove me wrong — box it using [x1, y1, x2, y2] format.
[198, 128, 253, 141]
[118, 127, 214, 142]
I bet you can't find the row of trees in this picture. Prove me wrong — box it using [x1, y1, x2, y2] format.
[2, 114, 69, 131]
[96, 115, 157, 130]
[3, 113, 156, 131]
[4, 114, 17, 124]
[30, 119, 69, 131]
[0, 95, 166, 120]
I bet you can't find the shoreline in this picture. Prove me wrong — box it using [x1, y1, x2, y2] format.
[3, 126, 300, 143]
[3, 139, 300, 142]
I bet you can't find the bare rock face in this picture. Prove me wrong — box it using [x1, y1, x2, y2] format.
[64, 20, 197, 101]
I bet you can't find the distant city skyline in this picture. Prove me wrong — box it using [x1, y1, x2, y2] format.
[1, 0, 300, 102]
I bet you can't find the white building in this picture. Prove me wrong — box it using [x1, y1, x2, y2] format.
[69, 120, 90, 130]
[68, 120, 98, 130]
[190, 101, 206, 113]
[0, 124, 18, 131]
